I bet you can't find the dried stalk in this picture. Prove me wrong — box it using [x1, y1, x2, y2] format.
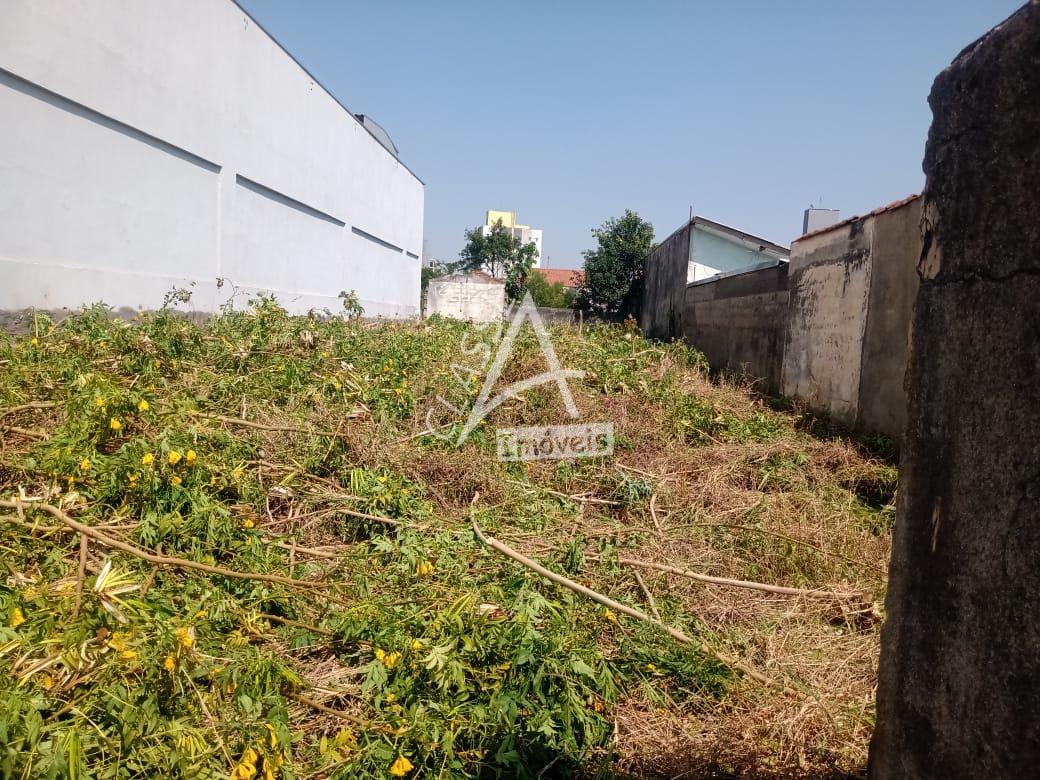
[0, 500, 321, 589]
[470, 503, 795, 695]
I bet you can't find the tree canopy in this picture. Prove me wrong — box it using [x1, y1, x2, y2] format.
[574, 210, 655, 318]
[526, 271, 575, 309]
[457, 221, 538, 301]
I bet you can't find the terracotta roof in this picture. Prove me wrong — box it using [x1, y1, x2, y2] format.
[795, 194, 921, 243]
[532, 268, 584, 288]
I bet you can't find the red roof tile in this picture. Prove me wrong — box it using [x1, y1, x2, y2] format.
[533, 268, 584, 288]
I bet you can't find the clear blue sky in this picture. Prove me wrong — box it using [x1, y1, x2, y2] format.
[238, 0, 1020, 269]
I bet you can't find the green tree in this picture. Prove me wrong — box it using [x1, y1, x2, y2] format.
[526, 271, 576, 309]
[575, 210, 655, 318]
[458, 221, 538, 300]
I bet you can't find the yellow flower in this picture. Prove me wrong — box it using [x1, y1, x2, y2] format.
[163, 655, 176, 671]
[415, 560, 434, 576]
[321, 350, 329, 358]
[109, 418, 122, 431]
[382, 651, 402, 670]
[410, 639, 422, 651]
[603, 608, 618, 624]
[168, 450, 182, 465]
[30, 337, 39, 346]
[128, 473, 138, 487]
[385, 691, 396, 703]
[243, 518, 255, 529]
[41, 674, 54, 690]
[332, 380, 342, 390]
[176, 626, 195, 649]
[170, 475, 182, 486]
[232, 747, 259, 780]
[232, 466, 245, 480]
[185, 449, 197, 466]
[377, 475, 387, 483]
[120, 649, 138, 661]
[10, 608, 25, 627]
[389, 756, 414, 777]
[646, 663, 656, 671]
[375, 648, 386, 662]
[95, 397, 105, 408]
[142, 453, 155, 466]
[137, 399, 149, 412]
[79, 458, 91, 472]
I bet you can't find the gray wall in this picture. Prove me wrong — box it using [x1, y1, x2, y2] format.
[683, 263, 789, 392]
[641, 199, 921, 440]
[641, 223, 691, 340]
[781, 198, 921, 435]
[782, 219, 876, 425]
[857, 197, 921, 436]
[870, 4, 1040, 775]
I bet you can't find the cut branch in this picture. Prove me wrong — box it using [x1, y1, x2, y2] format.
[0, 500, 321, 589]
[617, 557, 859, 601]
[189, 412, 352, 440]
[469, 502, 795, 695]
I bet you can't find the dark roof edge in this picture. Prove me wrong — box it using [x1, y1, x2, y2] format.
[229, 0, 424, 186]
[794, 193, 920, 243]
[693, 216, 790, 255]
[686, 257, 787, 288]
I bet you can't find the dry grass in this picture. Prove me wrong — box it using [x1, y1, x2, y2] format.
[0, 306, 893, 778]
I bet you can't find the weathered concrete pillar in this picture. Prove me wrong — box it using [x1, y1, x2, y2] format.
[870, 3, 1040, 777]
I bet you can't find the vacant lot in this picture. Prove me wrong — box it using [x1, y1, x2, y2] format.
[0, 302, 893, 778]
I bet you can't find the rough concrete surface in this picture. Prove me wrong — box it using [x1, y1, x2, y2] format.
[782, 219, 874, 426]
[683, 264, 789, 392]
[856, 197, 921, 436]
[870, 3, 1040, 776]
[640, 223, 691, 340]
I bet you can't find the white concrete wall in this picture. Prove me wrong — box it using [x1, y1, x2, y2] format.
[0, 0, 424, 317]
[426, 277, 505, 323]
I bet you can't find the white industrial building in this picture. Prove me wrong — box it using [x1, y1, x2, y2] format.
[0, 0, 424, 318]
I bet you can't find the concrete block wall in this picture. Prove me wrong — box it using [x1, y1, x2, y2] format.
[641, 223, 691, 341]
[641, 197, 921, 439]
[683, 263, 789, 392]
[781, 196, 921, 434]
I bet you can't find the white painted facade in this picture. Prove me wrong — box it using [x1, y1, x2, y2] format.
[0, 0, 424, 318]
[425, 274, 505, 323]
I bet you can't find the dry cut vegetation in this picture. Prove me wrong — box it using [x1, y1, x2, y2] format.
[0, 300, 896, 778]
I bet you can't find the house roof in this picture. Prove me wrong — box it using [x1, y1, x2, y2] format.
[656, 215, 790, 257]
[691, 216, 790, 257]
[533, 268, 584, 288]
[795, 194, 921, 243]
